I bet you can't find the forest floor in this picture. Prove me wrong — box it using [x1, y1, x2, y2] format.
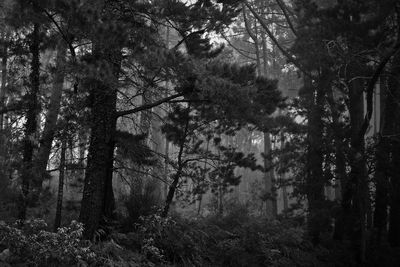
[2, 204, 399, 267]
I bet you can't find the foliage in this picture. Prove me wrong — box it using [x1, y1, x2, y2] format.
[122, 180, 161, 229]
[117, 204, 350, 267]
[0, 219, 98, 266]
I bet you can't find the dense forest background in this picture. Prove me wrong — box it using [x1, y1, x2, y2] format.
[0, 0, 399, 266]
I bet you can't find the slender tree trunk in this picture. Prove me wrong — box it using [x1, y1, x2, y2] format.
[261, 32, 277, 219]
[242, 4, 261, 77]
[347, 75, 369, 261]
[33, 38, 66, 193]
[387, 53, 400, 247]
[162, 108, 189, 217]
[18, 24, 41, 220]
[0, 34, 8, 180]
[305, 76, 326, 244]
[327, 87, 348, 240]
[54, 138, 66, 231]
[372, 78, 389, 244]
[264, 132, 276, 219]
[0, 35, 7, 130]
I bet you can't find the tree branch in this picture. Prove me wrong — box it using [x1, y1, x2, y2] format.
[275, 0, 297, 37]
[116, 92, 184, 117]
[358, 41, 400, 142]
[0, 102, 24, 115]
[33, 2, 76, 59]
[244, 1, 310, 76]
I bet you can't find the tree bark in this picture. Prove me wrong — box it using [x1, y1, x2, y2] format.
[305, 76, 326, 244]
[79, 42, 120, 239]
[347, 75, 369, 261]
[18, 24, 41, 220]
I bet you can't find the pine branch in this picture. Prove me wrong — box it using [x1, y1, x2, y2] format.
[116, 93, 184, 117]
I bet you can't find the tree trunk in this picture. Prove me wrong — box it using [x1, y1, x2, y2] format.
[305, 76, 326, 244]
[0, 34, 8, 180]
[327, 87, 348, 240]
[347, 75, 369, 261]
[54, 138, 66, 231]
[261, 31, 277, 219]
[264, 132, 277, 219]
[79, 43, 120, 239]
[372, 78, 389, 244]
[387, 53, 400, 247]
[0, 34, 7, 130]
[18, 24, 41, 220]
[33, 38, 66, 193]
[162, 108, 189, 217]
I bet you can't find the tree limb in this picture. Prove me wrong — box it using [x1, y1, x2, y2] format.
[116, 92, 184, 117]
[244, 1, 310, 76]
[358, 40, 400, 142]
[275, 0, 297, 37]
[0, 102, 24, 115]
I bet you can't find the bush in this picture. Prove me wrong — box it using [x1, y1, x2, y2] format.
[0, 219, 98, 266]
[127, 206, 326, 267]
[121, 180, 161, 231]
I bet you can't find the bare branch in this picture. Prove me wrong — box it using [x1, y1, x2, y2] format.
[244, 1, 310, 76]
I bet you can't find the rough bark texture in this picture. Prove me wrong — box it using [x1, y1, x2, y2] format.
[18, 24, 40, 220]
[79, 42, 120, 239]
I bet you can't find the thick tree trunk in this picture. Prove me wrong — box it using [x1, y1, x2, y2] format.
[79, 43, 120, 239]
[54, 138, 66, 231]
[18, 24, 41, 220]
[33, 38, 66, 193]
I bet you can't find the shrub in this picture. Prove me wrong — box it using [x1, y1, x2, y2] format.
[121, 180, 161, 231]
[0, 219, 98, 266]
